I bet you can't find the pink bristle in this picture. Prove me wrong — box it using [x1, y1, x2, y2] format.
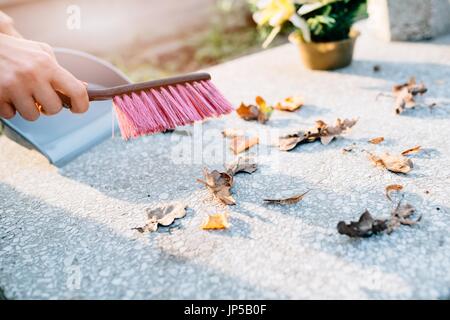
[139, 91, 166, 133]
[195, 81, 231, 115]
[201, 80, 234, 113]
[168, 85, 202, 122]
[176, 84, 212, 119]
[160, 87, 192, 125]
[185, 82, 218, 116]
[150, 88, 181, 127]
[113, 78, 234, 140]
[113, 96, 136, 139]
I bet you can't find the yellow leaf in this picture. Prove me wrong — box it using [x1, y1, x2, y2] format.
[201, 213, 230, 230]
[275, 96, 304, 112]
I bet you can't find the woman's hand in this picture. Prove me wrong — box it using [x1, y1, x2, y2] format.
[0, 12, 89, 121]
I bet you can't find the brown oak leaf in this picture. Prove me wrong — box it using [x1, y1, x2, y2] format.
[225, 156, 257, 176]
[393, 77, 428, 114]
[197, 168, 236, 205]
[133, 203, 187, 233]
[337, 210, 387, 238]
[279, 118, 357, 151]
[369, 152, 413, 174]
[236, 96, 273, 124]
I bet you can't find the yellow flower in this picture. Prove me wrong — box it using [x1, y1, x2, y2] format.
[253, 0, 296, 27]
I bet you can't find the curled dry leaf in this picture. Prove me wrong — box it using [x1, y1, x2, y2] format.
[236, 96, 273, 124]
[387, 201, 421, 233]
[368, 137, 384, 145]
[236, 103, 259, 121]
[337, 210, 387, 238]
[133, 203, 187, 233]
[264, 190, 310, 205]
[401, 145, 421, 156]
[201, 213, 230, 230]
[274, 96, 304, 112]
[385, 184, 404, 202]
[369, 152, 413, 174]
[393, 77, 428, 114]
[225, 156, 257, 176]
[279, 118, 358, 151]
[230, 135, 259, 155]
[197, 168, 236, 205]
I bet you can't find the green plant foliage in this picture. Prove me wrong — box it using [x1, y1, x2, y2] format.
[302, 0, 368, 42]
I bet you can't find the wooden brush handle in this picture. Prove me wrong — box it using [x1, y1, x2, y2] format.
[58, 72, 211, 108]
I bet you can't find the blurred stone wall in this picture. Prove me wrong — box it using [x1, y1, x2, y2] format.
[368, 0, 450, 41]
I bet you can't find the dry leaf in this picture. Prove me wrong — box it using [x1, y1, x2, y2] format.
[133, 203, 187, 233]
[225, 157, 257, 176]
[369, 137, 384, 144]
[279, 118, 357, 151]
[230, 135, 259, 155]
[222, 128, 245, 138]
[279, 131, 307, 151]
[385, 184, 404, 201]
[369, 152, 413, 174]
[401, 145, 421, 156]
[393, 77, 428, 114]
[236, 96, 273, 124]
[387, 201, 421, 233]
[274, 96, 304, 112]
[264, 190, 310, 205]
[236, 103, 260, 121]
[201, 213, 230, 230]
[197, 168, 236, 205]
[337, 210, 387, 238]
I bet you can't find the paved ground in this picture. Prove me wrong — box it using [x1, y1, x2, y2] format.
[1, 30, 450, 300]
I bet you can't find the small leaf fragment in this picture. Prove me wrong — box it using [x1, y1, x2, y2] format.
[368, 137, 384, 144]
[264, 190, 310, 205]
[385, 184, 404, 201]
[133, 203, 187, 233]
[230, 135, 259, 155]
[201, 213, 230, 230]
[275, 96, 304, 112]
[387, 201, 421, 233]
[337, 210, 387, 238]
[225, 156, 257, 176]
[222, 128, 245, 138]
[401, 145, 421, 156]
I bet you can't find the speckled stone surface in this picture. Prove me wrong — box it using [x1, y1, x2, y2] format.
[1, 31, 450, 300]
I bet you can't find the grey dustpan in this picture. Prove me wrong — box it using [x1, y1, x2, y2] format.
[1, 48, 131, 167]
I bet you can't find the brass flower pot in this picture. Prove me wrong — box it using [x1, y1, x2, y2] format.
[295, 30, 360, 70]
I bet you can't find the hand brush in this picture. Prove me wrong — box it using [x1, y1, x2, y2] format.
[59, 73, 233, 140]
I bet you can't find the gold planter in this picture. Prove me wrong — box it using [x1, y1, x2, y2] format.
[295, 31, 360, 70]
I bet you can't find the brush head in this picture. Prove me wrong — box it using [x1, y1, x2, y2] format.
[112, 78, 233, 140]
